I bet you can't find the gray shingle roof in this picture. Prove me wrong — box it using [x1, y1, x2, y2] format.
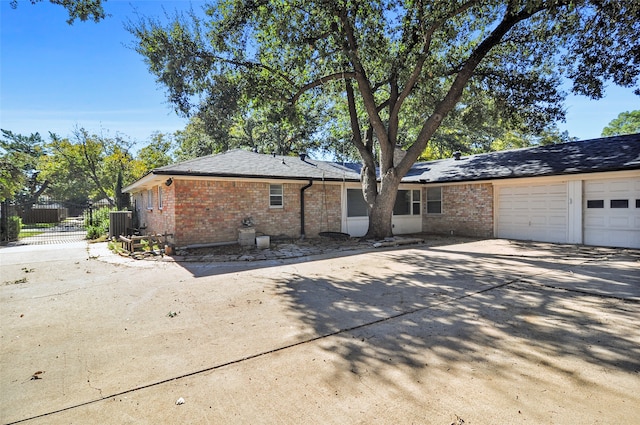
[150, 133, 640, 184]
[153, 149, 362, 181]
[403, 133, 640, 183]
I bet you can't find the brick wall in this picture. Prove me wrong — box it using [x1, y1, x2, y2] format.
[422, 183, 494, 237]
[134, 184, 176, 243]
[171, 179, 343, 246]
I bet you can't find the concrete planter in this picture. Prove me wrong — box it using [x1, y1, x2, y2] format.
[256, 235, 270, 249]
[238, 227, 256, 246]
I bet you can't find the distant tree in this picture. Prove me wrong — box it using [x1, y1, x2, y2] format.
[114, 170, 130, 210]
[601, 111, 640, 137]
[9, 0, 107, 24]
[173, 117, 219, 160]
[174, 105, 327, 160]
[135, 132, 175, 171]
[41, 128, 134, 205]
[130, 0, 640, 239]
[0, 130, 48, 202]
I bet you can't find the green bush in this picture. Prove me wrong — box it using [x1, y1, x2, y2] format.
[7, 216, 21, 241]
[85, 207, 117, 240]
[85, 224, 103, 240]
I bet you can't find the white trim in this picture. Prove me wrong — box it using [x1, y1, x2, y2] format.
[146, 189, 153, 210]
[491, 170, 640, 186]
[123, 173, 347, 193]
[269, 184, 284, 208]
[567, 180, 582, 244]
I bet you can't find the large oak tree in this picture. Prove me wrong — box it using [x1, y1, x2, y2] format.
[129, 0, 639, 239]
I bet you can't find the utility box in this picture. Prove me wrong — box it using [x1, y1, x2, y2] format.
[238, 227, 256, 246]
[109, 211, 132, 239]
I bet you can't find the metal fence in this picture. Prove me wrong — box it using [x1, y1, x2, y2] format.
[0, 197, 111, 246]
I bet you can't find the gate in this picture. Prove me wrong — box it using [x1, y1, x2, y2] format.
[0, 197, 111, 246]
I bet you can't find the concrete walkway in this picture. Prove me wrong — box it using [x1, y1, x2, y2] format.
[1, 239, 638, 424]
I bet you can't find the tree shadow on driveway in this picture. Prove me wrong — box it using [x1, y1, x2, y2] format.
[271, 244, 640, 415]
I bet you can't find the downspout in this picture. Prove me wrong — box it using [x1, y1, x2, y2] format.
[300, 179, 313, 239]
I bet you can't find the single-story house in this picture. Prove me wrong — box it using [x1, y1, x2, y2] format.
[123, 133, 640, 249]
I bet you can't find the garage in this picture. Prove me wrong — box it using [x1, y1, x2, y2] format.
[496, 182, 569, 244]
[584, 177, 640, 248]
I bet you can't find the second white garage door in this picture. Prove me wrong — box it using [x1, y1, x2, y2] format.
[584, 177, 640, 249]
[496, 182, 568, 243]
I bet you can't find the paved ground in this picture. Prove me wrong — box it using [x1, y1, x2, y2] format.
[6, 228, 86, 246]
[0, 238, 639, 424]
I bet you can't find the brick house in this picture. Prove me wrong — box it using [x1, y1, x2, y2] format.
[123, 133, 640, 249]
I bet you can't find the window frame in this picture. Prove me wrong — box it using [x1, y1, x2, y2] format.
[426, 187, 442, 215]
[587, 200, 604, 209]
[347, 188, 369, 217]
[610, 199, 629, 209]
[146, 189, 153, 210]
[269, 184, 284, 208]
[158, 186, 163, 210]
[393, 189, 422, 216]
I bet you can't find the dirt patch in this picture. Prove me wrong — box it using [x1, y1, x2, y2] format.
[172, 234, 478, 262]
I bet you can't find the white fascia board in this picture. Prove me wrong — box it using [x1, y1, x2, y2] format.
[420, 169, 640, 188]
[122, 173, 166, 193]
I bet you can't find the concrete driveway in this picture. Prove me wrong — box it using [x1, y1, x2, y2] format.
[1, 239, 638, 424]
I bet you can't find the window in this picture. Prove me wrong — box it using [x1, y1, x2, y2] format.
[587, 200, 604, 208]
[269, 184, 283, 208]
[426, 187, 442, 214]
[393, 190, 411, 215]
[393, 189, 421, 216]
[158, 186, 163, 210]
[347, 189, 368, 217]
[412, 190, 422, 215]
[146, 189, 153, 210]
[610, 199, 629, 208]
[636, 199, 640, 208]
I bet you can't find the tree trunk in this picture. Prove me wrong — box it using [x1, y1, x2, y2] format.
[363, 168, 401, 240]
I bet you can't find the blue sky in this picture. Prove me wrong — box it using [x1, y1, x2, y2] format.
[1, 0, 638, 149]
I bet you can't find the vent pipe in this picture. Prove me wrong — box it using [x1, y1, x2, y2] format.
[453, 151, 462, 160]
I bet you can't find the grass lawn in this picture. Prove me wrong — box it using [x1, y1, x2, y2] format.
[18, 229, 45, 238]
[18, 222, 56, 239]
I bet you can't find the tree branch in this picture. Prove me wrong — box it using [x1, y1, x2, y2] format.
[390, 0, 481, 125]
[202, 52, 298, 88]
[290, 71, 356, 104]
[337, 6, 390, 160]
[398, 2, 554, 177]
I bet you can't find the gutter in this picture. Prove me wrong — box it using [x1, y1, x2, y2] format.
[300, 179, 313, 239]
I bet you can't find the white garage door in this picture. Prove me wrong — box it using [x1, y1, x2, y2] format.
[496, 183, 568, 243]
[584, 177, 640, 249]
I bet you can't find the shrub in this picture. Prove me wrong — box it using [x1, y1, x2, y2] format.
[7, 216, 21, 241]
[85, 206, 117, 240]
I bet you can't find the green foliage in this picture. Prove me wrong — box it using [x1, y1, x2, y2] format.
[601, 111, 640, 137]
[135, 132, 175, 170]
[1, 127, 178, 208]
[7, 216, 22, 241]
[9, 0, 107, 24]
[40, 128, 136, 204]
[85, 206, 116, 240]
[0, 130, 48, 202]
